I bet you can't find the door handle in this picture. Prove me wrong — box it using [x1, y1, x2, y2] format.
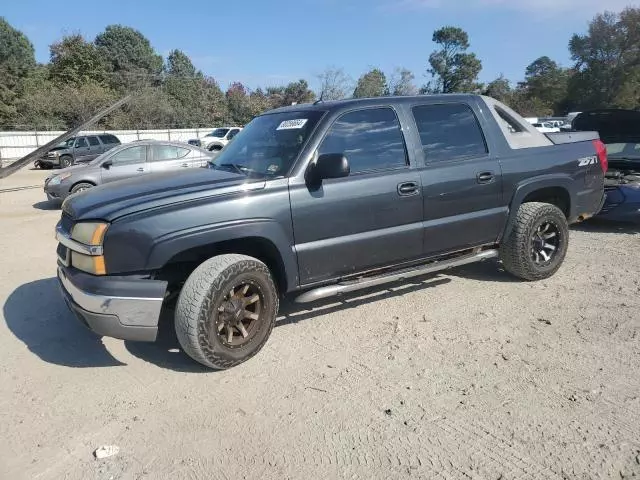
[476, 171, 495, 184]
[136, 167, 144, 172]
[181, 163, 189, 168]
[397, 182, 419, 196]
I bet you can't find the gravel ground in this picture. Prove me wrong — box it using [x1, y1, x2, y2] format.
[0, 167, 639, 480]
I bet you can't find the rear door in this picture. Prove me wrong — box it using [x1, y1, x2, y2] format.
[411, 102, 505, 256]
[100, 145, 149, 184]
[149, 144, 194, 172]
[85, 136, 103, 161]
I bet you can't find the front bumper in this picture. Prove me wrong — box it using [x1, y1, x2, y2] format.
[57, 265, 167, 342]
[44, 181, 70, 201]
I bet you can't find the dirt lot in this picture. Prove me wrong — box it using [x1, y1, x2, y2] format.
[0, 167, 639, 480]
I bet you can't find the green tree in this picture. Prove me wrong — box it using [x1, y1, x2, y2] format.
[49, 34, 107, 86]
[483, 75, 511, 103]
[95, 25, 163, 91]
[388, 67, 417, 96]
[353, 68, 387, 98]
[568, 7, 640, 109]
[426, 26, 482, 93]
[165, 49, 197, 78]
[520, 56, 570, 113]
[226, 82, 253, 125]
[0, 17, 36, 127]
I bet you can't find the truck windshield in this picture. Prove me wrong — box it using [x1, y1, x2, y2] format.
[210, 110, 325, 177]
[206, 128, 229, 138]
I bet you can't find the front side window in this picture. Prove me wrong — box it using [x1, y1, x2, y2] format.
[75, 137, 88, 148]
[109, 146, 146, 166]
[412, 104, 488, 163]
[318, 108, 408, 173]
[210, 111, 324, 177]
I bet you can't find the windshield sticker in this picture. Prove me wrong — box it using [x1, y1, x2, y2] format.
[277, 119, 308, 130]
[267, 164, 280, 173]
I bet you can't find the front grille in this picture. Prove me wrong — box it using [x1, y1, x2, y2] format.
[57, 243, 70, 266]
[188, 140, 201, 147]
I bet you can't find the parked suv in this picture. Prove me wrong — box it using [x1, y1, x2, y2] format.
[188, 127, 243, 151]
[44, 140, 214, 202]
[54, 95, 606, 370]
[36, 134, 121, 169]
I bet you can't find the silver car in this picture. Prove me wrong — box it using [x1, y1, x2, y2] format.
[43, 140, 215, 202]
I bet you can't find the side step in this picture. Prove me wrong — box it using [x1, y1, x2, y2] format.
[295, 249, 499, 304]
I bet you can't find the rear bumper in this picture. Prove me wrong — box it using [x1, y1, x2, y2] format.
[57, 265, 167, 342]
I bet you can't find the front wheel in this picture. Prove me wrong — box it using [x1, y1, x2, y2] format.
[175, 254, 278, 370]
[499, 202, 569, 281]
[70, 182, 94, 195]
[209, 145, 223, 152]
[59, 155, 73, 168]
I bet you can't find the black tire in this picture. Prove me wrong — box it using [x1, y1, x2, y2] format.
[70, 182, 94, 194]
[499, 202, 569, 281]
[34, 160, 42, 169]
[175, 254, 278, 370]
[59, 155, 73, 168]
[209, 145, 223, 152]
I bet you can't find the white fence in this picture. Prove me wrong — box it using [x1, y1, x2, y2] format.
[0, 127, 216, 165]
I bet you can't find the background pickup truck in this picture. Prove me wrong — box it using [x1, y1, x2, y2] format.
[54, 94, 606, 370]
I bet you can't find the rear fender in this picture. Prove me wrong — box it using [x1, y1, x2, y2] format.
[500, 175, 574, 242]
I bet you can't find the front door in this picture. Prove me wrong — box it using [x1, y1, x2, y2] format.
[290, 107, 423, 286]
[101, 145, 149, 184]
[410, 102, 505, 256]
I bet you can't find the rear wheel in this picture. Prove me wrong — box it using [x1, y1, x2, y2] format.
[499, 202, 569, 281]
[70, 182, 94, 195]
[59, 155, 73, 168]
[175, 254, 278, 370]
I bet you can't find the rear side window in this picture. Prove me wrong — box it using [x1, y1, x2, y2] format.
[88, 136, 100, 146]
[319, 107, 407, 173]
[110, 146, 146, 166]
[99, 134, 119, 144]
[151, 145, 191, 161]
[412, 104, 487, 163]
[74, 137, 88, 148]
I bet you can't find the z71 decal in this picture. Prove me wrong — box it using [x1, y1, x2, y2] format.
[578, 156, 598, 167]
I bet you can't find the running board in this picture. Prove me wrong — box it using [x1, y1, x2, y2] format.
[295, 249, 499, 304]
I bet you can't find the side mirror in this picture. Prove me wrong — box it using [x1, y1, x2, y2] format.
[309, 153, 350, 183]
[101, 159, 113, 169]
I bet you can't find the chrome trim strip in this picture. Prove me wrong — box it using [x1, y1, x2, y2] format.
[57, 267, 164, 328]
[295, 249, 499, 304]
[55, 224, 103, 256]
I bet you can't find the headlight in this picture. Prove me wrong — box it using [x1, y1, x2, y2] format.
[71, 222, 109, 246]
[48, 173, 72, 186]
[71, 252, 106, 275]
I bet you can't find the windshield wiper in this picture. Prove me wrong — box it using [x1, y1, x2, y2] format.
[213, 163, 247, 175]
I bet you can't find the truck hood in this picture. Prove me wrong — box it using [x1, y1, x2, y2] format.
[573, 109, 640, 144]
[62, 168, 264, 221]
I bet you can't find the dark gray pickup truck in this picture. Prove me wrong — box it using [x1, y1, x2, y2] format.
[54, 94, 606, 369]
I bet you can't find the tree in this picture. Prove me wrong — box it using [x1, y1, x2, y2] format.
[426, 26, 482, 93]
[388, 68, 417, 96]
[226, 82, 253, 125]
[483, 75, 511, 103]
[316, 67, 351, 100]
[165, 49, 197, 78]
[0, 17, 36, 127]
[353, 68, 387, 98]
[95, 25, 163, 91]
[49, 34, 107, 87]
[567, 8, 640, 109]
[520, 56, 570, 113]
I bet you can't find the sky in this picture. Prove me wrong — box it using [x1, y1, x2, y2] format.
[3, 0, 638, 92]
